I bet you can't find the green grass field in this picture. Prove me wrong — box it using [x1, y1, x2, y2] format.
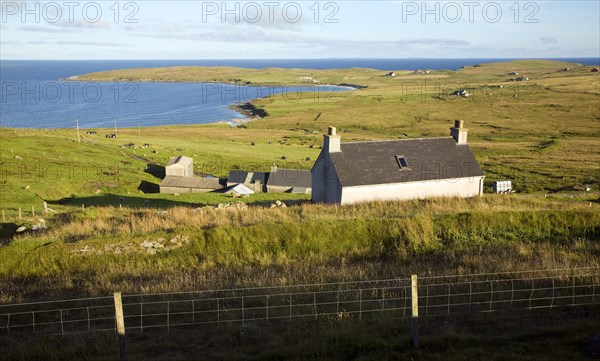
[10, 59, 598, 210]
[1, 59, 599, 360]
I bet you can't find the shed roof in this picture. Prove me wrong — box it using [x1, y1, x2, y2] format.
[225, 183, 255, 195]
[329, 137, 483, 187]
[160, 175, 224, 189]
[228, 170, 269, 184]
[166, 156, 193, 167]
[267, 169, 312, 188]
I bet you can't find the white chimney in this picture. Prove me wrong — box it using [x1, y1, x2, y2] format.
[323, 126, 341, 153]
[450, 120, 468, 145]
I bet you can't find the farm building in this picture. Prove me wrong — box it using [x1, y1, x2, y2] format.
[311, 121, 484, 205]
[159, 176, 225, 194]
[227, 170, 270, 192]
[267, 169, 312, 194]
[165, 156, 194, 177]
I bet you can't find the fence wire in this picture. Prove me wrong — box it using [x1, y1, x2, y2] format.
[1, 268, 598, 336]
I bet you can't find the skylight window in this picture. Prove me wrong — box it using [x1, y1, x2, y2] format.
[395, 155, 408, 169]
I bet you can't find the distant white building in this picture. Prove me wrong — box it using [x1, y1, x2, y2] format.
[165, 156, 194, 177]
[311, 121, 485, 205]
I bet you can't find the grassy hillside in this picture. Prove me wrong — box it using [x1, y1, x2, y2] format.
[0, 126, 313, 215]
[52, 60, 600, 197]
[1, 59, 599, 295]
[1, 60, 600, 360]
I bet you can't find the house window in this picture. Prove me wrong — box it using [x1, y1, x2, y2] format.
[395, 155, 408, 169]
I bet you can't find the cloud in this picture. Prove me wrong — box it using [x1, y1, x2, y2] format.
[1, 40, 130, 48]
[540, 36, 558, 45]
[16, 20, 109, 33]
[121, 18, 195, 33]
[220, 6, 311, 31]
[56, 19, 111, 29]
[18, 25, 78, 33]
[135, 25, 470, 49]
[1, 40, 50, 46]
[56, 40, 130, 47]
[400, 38, 470, 46]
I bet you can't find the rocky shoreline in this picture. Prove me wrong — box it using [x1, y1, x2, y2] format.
[229, 101, 269, 119]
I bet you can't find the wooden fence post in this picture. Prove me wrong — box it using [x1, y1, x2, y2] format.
[113, 292, 128, 361]
[18, 208, 22, 219]
[411, 274, 419, 349]
[31, 205, 35, 217]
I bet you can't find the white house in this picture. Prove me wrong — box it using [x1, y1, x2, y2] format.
[165, 156, 194, 177]
[311, 121, 485, 205]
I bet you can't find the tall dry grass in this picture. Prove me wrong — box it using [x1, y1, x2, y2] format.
[1, 195, 598, 302]
[27, 195, 597, 243]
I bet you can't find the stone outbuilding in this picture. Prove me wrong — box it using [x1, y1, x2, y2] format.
[267, 169, 312, 194]
[165, 156, 194, 177]
[159, 176, 225, 194]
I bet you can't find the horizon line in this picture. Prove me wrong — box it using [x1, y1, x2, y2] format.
[2, 56, 599, 61]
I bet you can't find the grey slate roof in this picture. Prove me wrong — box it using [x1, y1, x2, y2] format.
[160, 176, 225, 189]
[166, 155, 193, 167]
[228, 171, 269, 184]
[267, 169, 312, 188]
[330, 137, 483, 187]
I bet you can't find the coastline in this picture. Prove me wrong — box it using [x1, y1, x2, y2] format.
[229, 101, 269, 119]
[219, 100, 269, 126]
[63, 73, 360, 127]
[67, 75, 367, 91]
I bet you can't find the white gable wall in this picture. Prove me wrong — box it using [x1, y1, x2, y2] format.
[166, 163, 193, 177]
[340, 176, 484, 205]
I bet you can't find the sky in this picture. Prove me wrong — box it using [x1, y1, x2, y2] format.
[1, 0, 599, 59]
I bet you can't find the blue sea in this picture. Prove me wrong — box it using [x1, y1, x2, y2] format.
[1, 58, 598, 129]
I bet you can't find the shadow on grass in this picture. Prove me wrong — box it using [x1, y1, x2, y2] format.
[47, 193, 311, 210]
[138, 181, 160, 194]
[46, 195, 76, 205]
[59, 194, 198, 208]
[0, 222, 19, 244]
[145, 163, 165, 179]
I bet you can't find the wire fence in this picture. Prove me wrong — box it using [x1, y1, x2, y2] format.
[1, 268, 598, 336]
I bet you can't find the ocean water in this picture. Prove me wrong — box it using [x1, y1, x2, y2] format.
[1, 58, 598, 129]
